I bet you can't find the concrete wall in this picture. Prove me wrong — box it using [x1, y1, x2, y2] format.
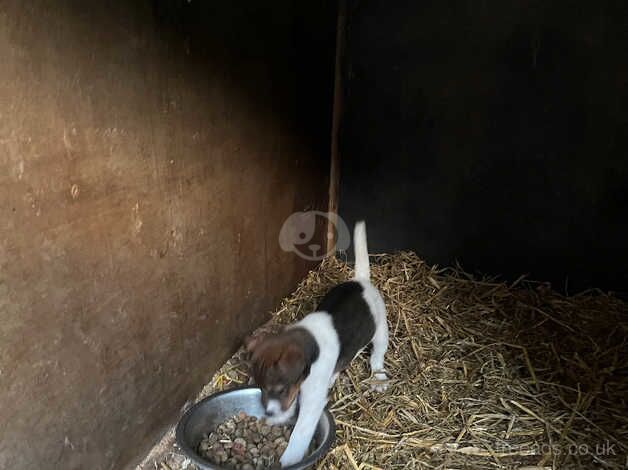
[339, 0, 628, 294]
[0, 1, 335, 468]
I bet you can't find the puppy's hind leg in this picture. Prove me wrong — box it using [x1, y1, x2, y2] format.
[369, 309, 389, 392]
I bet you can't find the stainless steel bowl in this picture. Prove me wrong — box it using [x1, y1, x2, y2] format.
[176, 386, 335, 470]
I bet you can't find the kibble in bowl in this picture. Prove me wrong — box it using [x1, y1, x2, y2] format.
[198, 412, 317, 470]
[176, 386, 335, 470]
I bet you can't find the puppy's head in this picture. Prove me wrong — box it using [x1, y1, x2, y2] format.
[245, 334, 307, 415]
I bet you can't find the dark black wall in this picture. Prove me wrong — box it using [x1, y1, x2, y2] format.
[339, 0, 628, 293]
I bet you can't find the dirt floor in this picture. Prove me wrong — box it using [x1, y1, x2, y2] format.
[137, 253, 627, 470]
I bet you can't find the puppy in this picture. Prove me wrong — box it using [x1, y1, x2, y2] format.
[246, 221, 389, 467]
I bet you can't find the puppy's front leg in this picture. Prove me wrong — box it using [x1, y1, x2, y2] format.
[279, 387, 327, 467]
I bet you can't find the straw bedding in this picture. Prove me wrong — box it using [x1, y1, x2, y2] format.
[148, 252, 627, 470]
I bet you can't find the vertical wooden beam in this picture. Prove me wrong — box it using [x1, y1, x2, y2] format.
[326, 0, 347, 256]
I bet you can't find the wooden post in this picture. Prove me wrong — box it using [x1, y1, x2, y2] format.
[326, 0, 347, 256]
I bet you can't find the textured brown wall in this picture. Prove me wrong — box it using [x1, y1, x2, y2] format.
[0, 1, 335, 468]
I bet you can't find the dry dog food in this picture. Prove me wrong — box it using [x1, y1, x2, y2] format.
[197, 412, 317, 469]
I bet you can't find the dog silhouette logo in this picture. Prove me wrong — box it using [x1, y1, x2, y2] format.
[279, 211, 350, 260]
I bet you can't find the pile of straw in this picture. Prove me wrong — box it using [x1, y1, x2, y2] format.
[150, 252, 627, 470]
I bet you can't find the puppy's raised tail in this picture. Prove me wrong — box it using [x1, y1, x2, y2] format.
[353, 220, 370, 280]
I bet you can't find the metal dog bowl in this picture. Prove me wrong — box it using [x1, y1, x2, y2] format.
[176, 386, 335, 470]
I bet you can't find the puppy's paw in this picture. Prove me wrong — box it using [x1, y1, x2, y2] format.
[370, 371, 389, 392]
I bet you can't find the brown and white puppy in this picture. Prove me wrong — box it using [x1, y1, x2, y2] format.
[246, 221, 389, 467]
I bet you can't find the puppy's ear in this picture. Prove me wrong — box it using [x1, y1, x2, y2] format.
[244, 334, 265, 353]
[277, 344, 306, 381]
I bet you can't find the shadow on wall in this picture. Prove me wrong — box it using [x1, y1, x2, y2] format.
[151, 0, 335, 158]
